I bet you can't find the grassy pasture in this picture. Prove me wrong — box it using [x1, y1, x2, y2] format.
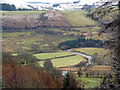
[37, 53, 85, 67]
[33, 51, 74, 60]
[76, 77, 103, 88]
[61, 11, 97, 26]
[71, 48, 109, 56]
[51, 55, 84, 67]
[71, 48, 111, 65]
[1, 11, 46, 15]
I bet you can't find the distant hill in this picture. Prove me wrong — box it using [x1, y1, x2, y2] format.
[26, 2, 50, 4]
[2, 10, 98, 30]
[2, 10, 72, 29]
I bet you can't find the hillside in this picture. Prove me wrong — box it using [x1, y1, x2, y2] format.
[61, 11, 98, 26]
[2, 10, 98, 30]
[2, 10, 72, 29]
[2, 31, 75, 53]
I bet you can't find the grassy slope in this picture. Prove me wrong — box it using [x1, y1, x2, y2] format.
[3, 31, 85, 67]
[61, 11, 97, 26]
[2, 31, 76, 53]
[2, 10, 105, 41]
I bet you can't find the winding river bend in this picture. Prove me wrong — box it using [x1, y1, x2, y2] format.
[67, 50, 92, 66]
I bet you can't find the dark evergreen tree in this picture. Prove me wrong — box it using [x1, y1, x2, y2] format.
[78, 70, 83, 77]
[86, 72, 89, 77]
[11, 4, 16, 11]
[62, 72, 81, 88]
[62, 73, 70, 88]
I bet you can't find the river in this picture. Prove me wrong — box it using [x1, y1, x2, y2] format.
[67, 50, 92, 66]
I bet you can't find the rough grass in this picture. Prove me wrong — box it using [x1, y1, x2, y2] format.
[2, 31, 75, 53]
[76, 77, 103, 88]
[1, 11, 46, 15]
[73, 27, 100, 33]
[20, 39, 36, 44]
[37, 54, 85, 67]
[61, 11, 97, 26]
[2, 32, 31, 38]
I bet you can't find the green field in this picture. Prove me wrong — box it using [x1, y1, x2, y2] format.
[71, 48, 110, 65]
[76, 77, 103, 88]
[61, 11, 97, 26]
[33, 51, 74, 59]
[71, 48, 109, 56]
[35, 51, 86, 67]
[1, 11, 46, 15]
[51, 55, 85, 67]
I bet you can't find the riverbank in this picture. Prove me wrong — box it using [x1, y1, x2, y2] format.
[66, 50, 92, 66]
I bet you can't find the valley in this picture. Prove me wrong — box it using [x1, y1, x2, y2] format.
[2, 10, 112, 89]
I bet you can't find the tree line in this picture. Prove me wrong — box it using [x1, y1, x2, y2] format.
[58, 38, 104, 50]
[0, 3, 32, 11]
[0, 3, 16, 11]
